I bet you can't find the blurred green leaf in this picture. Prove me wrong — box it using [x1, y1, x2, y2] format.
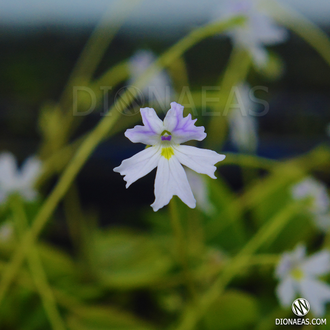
[254, 308, 291, 330]
[253, 179, 314, 253]
[205, 177, 246, 251]
[91, 229, 172, 289]
[203, 290, 259, 330]
[38, 243, 76, 280]
[67, 305, 155, 330]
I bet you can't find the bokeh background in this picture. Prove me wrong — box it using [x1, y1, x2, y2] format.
[1, 1, 330, 329]
[1, 0, 330, 225]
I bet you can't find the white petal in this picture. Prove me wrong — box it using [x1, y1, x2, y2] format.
[20, 188, 38, 202]
[314, 214, 330, 232]
[275, 253, 293, 279]
[252, 14, 288, 45]
[300, 278, 330, 316]
[113, 147, 161, 188]
[292, 244, 306, 262]
[0, 152, 17, 188]
[249, 44, 269, 68]
[301, 250, 330, 277]
[229, 106, 258, 153]
[151, 156, 196, 212]
[163, 102, 206, 144]
[291, 177, 329, 214]
[124, 107, 164, 145]
[275, 245, 306, 279]
[276, 277, 296, 307]
[19, 156, 42, 188]
[128, 50, 155, 78]
[186, 169, 215, 215]
[173, 145, 225, 179]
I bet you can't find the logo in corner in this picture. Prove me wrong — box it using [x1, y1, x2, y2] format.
[292, 298, 310, 317]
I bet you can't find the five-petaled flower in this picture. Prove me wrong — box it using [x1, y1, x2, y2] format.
[275, 244, 330, 316]
[114, 102, 226, 211]
[0, 152, 42, 204]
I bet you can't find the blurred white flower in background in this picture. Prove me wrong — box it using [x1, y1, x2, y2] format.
[275, 244, 330, 316]
[292, 177, 329, 213]
[228, 84, 258, 153]
[0, 152, 42, 204]
[185, 168, 215, 215]
[212, 0, 288, 67]
[128, 50, 173, 104]
[291, 177, 330, 231]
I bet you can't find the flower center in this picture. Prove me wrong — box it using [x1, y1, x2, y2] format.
[161, 130, 172, 141]
[290, 267, 304, 281]
[161, 147, 174, 160]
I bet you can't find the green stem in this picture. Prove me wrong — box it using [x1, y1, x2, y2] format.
[220, 152, 278, 170]
[9, 196, 66, 330]
[63, 184, 84, 257]
[268, 0, 330, 67]
[40, 1, 140, 159]
[59, 0, 142, 110]
[169, 198, 197, 300]
[206, 147, 330, 241]
[207, 48, 252, 146]
[174, 201, 303, 330]
[169, 198, 185, 258]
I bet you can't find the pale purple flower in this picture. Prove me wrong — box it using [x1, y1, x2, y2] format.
[128, 50, 173, 104]
[228, 84, 258, 153]
[213, 0, 288, 67]
[0, 152, 42, 203]
[114, 102, 226, 211]
[276, 244, 330, 316]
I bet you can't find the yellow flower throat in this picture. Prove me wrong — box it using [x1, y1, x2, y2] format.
[161, 147, 174, 160]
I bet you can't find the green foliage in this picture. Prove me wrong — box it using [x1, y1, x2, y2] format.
[203, 290, 259, 330]
[67, 306, 155, 330]
[91, 229, 172, 289]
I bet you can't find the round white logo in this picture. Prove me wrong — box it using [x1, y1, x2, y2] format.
[292, 298, 310, 316]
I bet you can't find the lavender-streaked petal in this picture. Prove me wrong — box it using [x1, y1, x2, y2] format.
[163, 102, 206, 144]
[125, 107, 164, 145]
